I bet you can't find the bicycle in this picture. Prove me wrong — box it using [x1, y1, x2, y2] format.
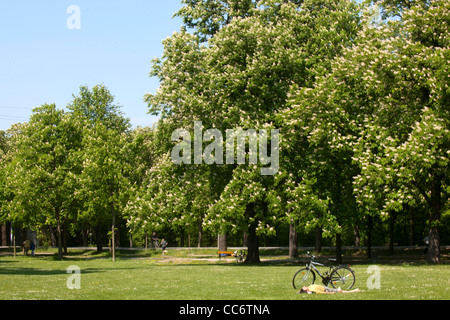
[234, 249, 247, 263]
[292, 252, 356, 290]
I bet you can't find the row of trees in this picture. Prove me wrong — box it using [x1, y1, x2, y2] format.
[0, 85, 154, 260]
[1, 0, 448, 263]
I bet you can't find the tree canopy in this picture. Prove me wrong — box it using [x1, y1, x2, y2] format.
[0, 0, 447, 264]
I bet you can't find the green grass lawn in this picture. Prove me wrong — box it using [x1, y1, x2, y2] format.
[0, 249, 449, 300]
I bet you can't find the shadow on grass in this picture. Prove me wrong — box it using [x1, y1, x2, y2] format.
[0, 267, 106, 276]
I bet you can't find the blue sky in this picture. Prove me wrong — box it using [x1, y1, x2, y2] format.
[0, 0, 184, 131]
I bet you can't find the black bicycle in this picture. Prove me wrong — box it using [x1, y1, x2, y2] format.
[292, 252, 356, 290]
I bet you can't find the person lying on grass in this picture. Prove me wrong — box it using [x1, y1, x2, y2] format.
[298, 284, 360, 294]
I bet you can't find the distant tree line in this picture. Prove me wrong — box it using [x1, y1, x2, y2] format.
[0, 0, 448, 263]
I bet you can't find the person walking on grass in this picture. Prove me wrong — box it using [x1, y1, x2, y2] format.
[151, 232, 159, 249]
[30, 241, 35, 256]
[23, 239, 30, 255]
[298, 284, 360, 294]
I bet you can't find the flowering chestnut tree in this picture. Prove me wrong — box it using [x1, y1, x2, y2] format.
[145, 0, 362, 262]
[285, 0, 449, 263]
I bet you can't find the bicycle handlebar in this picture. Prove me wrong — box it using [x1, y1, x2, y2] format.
[306, 251, 316, 260]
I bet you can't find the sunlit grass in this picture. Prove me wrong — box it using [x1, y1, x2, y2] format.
[0, 249, 448, 300]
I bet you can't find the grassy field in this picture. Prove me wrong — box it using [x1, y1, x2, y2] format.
[0, 248, 449, 300]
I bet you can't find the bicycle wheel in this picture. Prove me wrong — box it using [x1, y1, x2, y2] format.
[292, 268, 316, 289]
[330, 266, 355, 290]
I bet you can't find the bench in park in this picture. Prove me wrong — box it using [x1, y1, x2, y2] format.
[218, 250, 247, 263]
[218, 251, 235, 258]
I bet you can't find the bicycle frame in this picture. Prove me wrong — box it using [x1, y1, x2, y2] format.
[304, 260, 333, 280]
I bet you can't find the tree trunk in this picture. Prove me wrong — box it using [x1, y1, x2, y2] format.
[145, 232, 148, 253]
[96, 225, 103, 253]
[289, 224, 298, 259]
[180, 232, 185, 247]
[63, 226, 68, 254]
[49, 225, 57, 247]
[367, 215, 373, 260]
[409, 206, 415, 246]
[244, 203, 260, 263]
[389, 212, 396, 255]
[243, 231, 248, 247]
[218, 234, 227, 251]
[427, 176, 442, 264]
[112, 203, 116, 262]
[129, 232, 133, 248]
[315, 227, 322, 253]
[335, 233, 342, 264]
[81, 229, 88, 247]
[428, 226, 440, 264]
[354, 225, 360, 247]
[198, 220, 203, 248]
[245, 221, 260, 263]
[12, 224, 16, 258]
[56, 208, 63, 260]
